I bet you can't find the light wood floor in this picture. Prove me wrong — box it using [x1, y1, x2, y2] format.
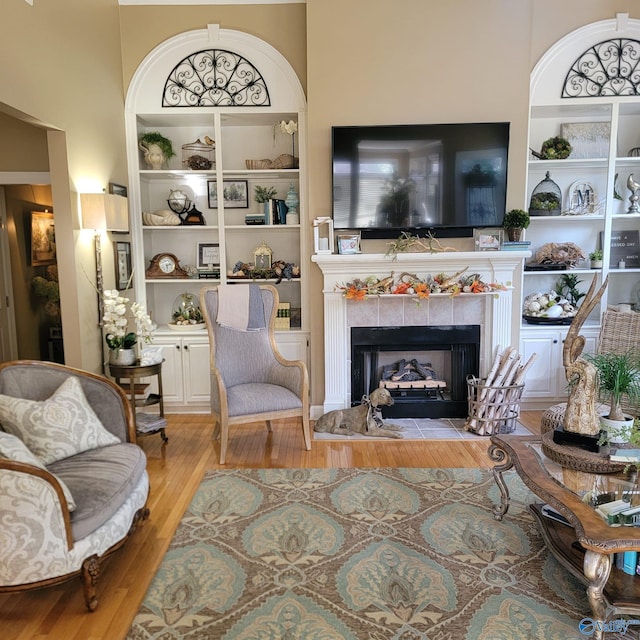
[0, 411, 544, 640]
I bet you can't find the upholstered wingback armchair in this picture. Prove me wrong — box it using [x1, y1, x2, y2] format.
[0, 360, 149, 611]
[200, 284, 311, 464]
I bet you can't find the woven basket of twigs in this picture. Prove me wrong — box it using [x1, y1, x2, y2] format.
[466, 376, 524, 436]
[245, 159, 273, 170]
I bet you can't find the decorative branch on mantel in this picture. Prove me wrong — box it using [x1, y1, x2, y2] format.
[386, 231, 459, 260]
[336, 269, 507, 300]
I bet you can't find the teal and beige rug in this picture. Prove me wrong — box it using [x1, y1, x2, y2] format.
[127, 468, 594, 640]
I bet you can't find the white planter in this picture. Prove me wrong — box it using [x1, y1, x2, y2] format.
[600, 414, 635, 444]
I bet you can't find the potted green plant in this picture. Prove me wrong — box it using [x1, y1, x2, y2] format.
[138, 132, 176, 170]
[254, 185, 278, 203]
[589, 249, 604, 269]
[502, 209, 530, 241]
[585, 350, 640, 443]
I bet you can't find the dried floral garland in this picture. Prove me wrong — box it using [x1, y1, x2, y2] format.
[337, 269, 507, 300]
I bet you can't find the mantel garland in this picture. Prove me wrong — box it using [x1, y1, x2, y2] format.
[337, 269, 507, 301]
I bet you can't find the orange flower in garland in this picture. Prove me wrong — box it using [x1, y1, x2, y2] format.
[345, 285, 367, 301]
[413, 282, 430, 299]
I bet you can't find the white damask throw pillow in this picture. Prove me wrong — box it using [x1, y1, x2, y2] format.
[0, 376, 119, 465]
[0, 430, 76, 511]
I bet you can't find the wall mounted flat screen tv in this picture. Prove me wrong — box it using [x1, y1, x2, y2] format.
[332, 122, 510, 238]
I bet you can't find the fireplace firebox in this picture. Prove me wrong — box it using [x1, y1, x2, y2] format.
[351, 325, 481, 418]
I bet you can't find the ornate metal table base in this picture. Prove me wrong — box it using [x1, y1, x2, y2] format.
[488, 442, 513, 521]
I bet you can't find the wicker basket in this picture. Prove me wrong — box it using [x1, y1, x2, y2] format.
[271, 153, 298, 169]
[245, 159, 273, 170]
[465, 375, 524, 435]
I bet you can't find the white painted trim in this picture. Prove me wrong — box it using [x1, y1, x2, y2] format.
[530, 13, 640, 103]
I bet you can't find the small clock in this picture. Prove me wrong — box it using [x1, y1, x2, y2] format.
[146, 252, 189, 279]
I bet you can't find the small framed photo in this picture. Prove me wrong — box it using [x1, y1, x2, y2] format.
[474, 228, 503, 251]
[196, 241, 220, 269]
[108, 182, 127, 197]
[337, 233, 361, 255]
[114, 241, 132, 290]
[208, 180, 249, 209]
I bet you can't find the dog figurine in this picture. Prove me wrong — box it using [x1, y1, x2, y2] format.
[314, 387, 404, 438]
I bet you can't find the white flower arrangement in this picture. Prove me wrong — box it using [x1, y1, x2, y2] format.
[103, 290, 156, 350]
[274, 119, 298, 158]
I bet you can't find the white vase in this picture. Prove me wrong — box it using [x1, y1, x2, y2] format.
[139, 142, 166, 170]
[109, 348, 137, 366]
[600, 414, 635, 444]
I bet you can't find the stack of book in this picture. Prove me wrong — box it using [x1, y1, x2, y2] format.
[135, 412, 168, 434]
[501, 240, 531, 251]
[610, 448, 640, 463]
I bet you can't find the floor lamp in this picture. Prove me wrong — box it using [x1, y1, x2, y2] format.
[80, 193, 129, 368]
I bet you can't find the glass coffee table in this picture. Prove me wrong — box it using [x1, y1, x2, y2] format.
[489, 434, 640, 638]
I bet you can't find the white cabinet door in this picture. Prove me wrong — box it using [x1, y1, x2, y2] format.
[275, 331, 309, 365]
[520, 330, 562, 399]
[182, 336, 211, 405]
[151, 336, 185, 404]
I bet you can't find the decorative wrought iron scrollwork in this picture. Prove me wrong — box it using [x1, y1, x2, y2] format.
[162, 49, 270, 107]
[562, 38, 640, 98]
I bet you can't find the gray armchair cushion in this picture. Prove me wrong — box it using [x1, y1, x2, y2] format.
[48, 443, 147, 541]
[227, 383, 302, 416]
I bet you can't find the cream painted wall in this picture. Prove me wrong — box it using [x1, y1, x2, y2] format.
[304, 0, 640, 406]
[0, 0, 130, 372]
[3, 0, 639, 406]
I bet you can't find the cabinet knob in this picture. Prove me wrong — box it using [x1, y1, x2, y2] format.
[176, 344, 180, 350]
[184, 345, 188, 350]
[553, 339, 559, 344]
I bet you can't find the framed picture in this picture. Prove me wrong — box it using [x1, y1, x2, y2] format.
[114, 241, 132, 290]
[473, 228, 503, 251]
[29, 211, 56, 266]
[208, 180, 249, 209]
[561, 122, 611, 160]
[337, 233, 361, 255]
[108, 182, 128, 197]
[196, 241, 220, 269]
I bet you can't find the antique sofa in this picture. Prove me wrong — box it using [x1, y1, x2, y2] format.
[0, 360, 149, 611]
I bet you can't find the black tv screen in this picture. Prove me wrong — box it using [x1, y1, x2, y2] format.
[332, 122, 509, 238]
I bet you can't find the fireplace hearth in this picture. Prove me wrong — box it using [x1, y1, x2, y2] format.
[351, 325, 481, 418]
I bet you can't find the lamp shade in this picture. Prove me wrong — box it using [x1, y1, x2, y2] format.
[80, 193, 129, 232]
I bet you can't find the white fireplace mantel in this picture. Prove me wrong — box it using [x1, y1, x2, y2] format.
[311, 251, 528, 412]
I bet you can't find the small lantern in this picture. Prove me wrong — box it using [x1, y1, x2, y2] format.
[253, 241, 273, 270]
[313, 216, 334, 254]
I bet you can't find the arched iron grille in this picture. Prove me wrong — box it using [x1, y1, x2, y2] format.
[162, 49, 270, 107]
[562, 38, 640, 97]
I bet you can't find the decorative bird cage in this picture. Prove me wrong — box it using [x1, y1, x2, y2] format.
[182, 137, 215, 170]
[529, 171, 562, 216]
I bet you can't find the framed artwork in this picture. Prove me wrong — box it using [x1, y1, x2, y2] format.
[108, 182, 128, 197]
[114, 241, 132, 290]
[561, 122, 611, 159]
[473, 227, 503, 251]
[29, 211, 56, 266]
[196, 241, 220, 269]
[337, 233, 361, 255]
[208, 179, 249, 209]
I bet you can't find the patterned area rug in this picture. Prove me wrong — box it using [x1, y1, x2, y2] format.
[127, 468, 594, 640]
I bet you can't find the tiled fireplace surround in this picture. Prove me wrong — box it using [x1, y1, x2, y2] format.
[311, 251, 525, 414]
